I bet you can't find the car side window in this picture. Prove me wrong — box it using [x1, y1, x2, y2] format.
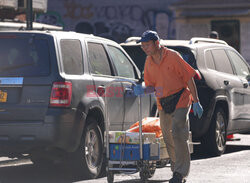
[60, 39, 83, 75]
[227, 50, 250, 77]
[88, 42, 112, 75]
[107, 45, 135, 79]
[211, 49, 234, 75]
[205, 50, 215, 70]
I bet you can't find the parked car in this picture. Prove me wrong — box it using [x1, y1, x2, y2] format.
[0, 30, 157, 178]
[121, 37, 250, 156]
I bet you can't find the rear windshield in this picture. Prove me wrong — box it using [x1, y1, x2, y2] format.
[168, 46, 197, 69]
[0, 36, 50, 76]
[122, 45, 197, 72]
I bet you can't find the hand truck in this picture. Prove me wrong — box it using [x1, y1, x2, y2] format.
[104, 79, 159, 183]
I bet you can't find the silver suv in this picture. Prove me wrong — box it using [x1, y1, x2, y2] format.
[0, 30, 156, 178]
[121, 37, 250, 156]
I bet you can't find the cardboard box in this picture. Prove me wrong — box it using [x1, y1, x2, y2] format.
[156, 131, 193, 159]
[156, 137, 169, 159]
[109, 143, 160, 161]
[108, 131, 156, 144]
[160, 146, 169, 159]
[157, 137, 166, 148]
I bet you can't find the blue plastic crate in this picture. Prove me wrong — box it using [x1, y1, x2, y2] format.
[109, 143, 160, 161]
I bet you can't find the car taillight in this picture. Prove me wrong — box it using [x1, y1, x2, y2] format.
[227, 134, 234, 140]
[194, 70, 202, 80]
[50, 82, 72, 107]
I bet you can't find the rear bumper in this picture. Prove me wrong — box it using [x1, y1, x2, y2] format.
[0, 108, 86, 154]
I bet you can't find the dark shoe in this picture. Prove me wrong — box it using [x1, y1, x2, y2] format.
[169, 172, 185, 183]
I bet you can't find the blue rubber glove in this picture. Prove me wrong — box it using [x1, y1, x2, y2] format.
[193, 102, 203, 119]
[133, 84, 144, 96]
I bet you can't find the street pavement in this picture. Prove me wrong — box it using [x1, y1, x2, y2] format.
[73, 134, 250, 183]
[0, 134, 249, 183]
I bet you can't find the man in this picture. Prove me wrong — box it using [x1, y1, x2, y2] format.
[134, 30, 203, 183]
[209, 31, 219, 39]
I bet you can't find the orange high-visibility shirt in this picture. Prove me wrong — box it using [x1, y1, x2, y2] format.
[144, 47, 196, 110]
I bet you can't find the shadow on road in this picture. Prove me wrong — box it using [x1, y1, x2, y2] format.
[191, 144, 250, 161]
[0, 143, 250, 183]
[115, 179, 169, 183]
[0, 163, 89, 183]
[224, 144, 250, 154]
[0, 162, 171, 183]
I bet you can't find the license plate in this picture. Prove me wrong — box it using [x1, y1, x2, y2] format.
[0, 90, 7, 102]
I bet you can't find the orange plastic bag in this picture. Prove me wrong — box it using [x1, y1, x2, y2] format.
[127, 117, 162, 138]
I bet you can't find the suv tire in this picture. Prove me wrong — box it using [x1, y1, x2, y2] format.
[201, 107, 227, 156]
[71, 117, 104, 179]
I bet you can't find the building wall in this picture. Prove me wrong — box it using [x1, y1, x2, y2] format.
[175, 17, 250, 63]
[176, 18, 210, 39]
[241, 20, 250, 63]
[37, 0, 249, 62]
[36, 0, 180, 43]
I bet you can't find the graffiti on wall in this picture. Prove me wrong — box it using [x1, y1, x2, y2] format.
[36, 11, 65, 28]
[38, 0, 176, 42]
[75, 21, 133, 43]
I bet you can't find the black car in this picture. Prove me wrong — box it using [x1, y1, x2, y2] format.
[0, 30, 157, 178]
[121, 37, 250, 156]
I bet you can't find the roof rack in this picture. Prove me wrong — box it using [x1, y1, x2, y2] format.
[189, 37, 228, 45]
[0, 21, 63, 31]
[124, 37, 140, 43]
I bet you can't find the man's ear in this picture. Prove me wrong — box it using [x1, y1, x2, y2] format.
[155, 40, 160, 47]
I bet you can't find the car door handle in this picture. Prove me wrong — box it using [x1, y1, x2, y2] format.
[97, 85, 105, 96]
[243, 82, 248, 88]
[124, 87, 133, 96]
[224, 80, 229, 86]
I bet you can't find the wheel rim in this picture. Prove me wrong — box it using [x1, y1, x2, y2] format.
[85, 129, 100, 169]
[215, 111, 226, 151]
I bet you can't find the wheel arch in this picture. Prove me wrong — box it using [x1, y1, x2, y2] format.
[69, 108, 105, 179]
[213, 99, 229, 128]
[82, 107, 106, 178]
[68, 98, 105, 152]
[205, 96, 229, 132]
[197, 96, 229, 139]
[86, 107, 105, 136]
[79, 94, 105, 136]
[200, 98, 229, 156]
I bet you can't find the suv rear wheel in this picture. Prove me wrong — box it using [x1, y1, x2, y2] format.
[201, 107, 227, 156]
[83, 119, 104, 178]
[71, 117, 104, 178]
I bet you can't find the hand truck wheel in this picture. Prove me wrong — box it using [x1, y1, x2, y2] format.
[140, 170, 149, 182]
[148, 168, 156, 178]
[107, 171, 114, 183]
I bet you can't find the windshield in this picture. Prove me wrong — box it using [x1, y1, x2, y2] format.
[0, 36, 50, 76]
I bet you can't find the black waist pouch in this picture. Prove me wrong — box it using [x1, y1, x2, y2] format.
[160, 88, 184, 114]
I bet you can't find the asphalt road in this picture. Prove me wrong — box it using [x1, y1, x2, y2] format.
[0, 134, 249, 183]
